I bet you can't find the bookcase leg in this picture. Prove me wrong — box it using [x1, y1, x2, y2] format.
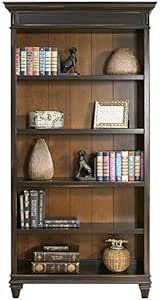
[10, 283, 23, 298]
[139, 284, 151, 298]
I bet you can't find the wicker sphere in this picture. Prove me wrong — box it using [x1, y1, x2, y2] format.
[106, 48, 140, 75]
[28, 138, 54, 180]
[103, 240, 131, 272]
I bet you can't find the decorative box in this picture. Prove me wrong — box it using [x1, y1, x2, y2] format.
[29, 111, 64, 129]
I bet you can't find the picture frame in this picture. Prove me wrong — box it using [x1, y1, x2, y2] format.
[93, 100, 129, 128]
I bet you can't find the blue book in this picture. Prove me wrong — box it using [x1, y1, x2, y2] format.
[39, 47, 45, 75]
[116, 151, 122, 181]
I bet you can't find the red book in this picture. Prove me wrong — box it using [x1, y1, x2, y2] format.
[16, 47, 20, 75]
[26, 46, 33, 76]
[121, 151, 128, 182]
[109, 151, 115, 182]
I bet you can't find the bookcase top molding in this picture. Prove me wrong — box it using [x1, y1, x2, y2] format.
[4, 2, 156, 12]
[4, 1, 156, 30]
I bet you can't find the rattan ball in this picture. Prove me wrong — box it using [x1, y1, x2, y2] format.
[103, 246, 131, 272]
[106, 48, 140, 75]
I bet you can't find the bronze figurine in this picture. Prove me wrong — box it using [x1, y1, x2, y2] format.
[76, 150, 94, 180]
[61, 47, 80, 75]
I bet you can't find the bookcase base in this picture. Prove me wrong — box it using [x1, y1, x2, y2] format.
[10, 282, 23, 298]
[139, 283, 151, 298]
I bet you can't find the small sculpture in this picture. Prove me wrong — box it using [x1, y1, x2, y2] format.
[76, 150, 93, 180]
[61, 47, 80, 75]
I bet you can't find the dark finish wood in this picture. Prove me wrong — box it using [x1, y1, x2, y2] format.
[17, 128, 144, 135]
[139, 283, 151, 298]
[17, 177, 144, 188]
[10, 283, 23, 298]
[17, 223, 144, 235]
[17, 74, 144, 81]
[5, 1, 155, 298]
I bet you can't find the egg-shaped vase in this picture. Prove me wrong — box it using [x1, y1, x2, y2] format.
[106, 48, 140, 75]
[28, 138, 54, 180]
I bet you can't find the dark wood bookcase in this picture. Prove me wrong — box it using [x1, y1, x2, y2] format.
[4, 2, 156, 298]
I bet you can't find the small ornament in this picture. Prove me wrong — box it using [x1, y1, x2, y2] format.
[61, 47, 80, 75]
[106, 48, 140, 75]
[103, 239, 131, 272]
[75, 150, 94, 181]
[29, 111, 64, 129]
[28, 138, 54, 180]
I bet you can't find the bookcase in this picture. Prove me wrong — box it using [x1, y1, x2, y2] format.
[4, 2, 156, 298]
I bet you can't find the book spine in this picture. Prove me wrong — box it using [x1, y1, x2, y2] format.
[30, 190, 39, 228]
[33, 47, 39, 75]
[34, 251, 79, 262]
[96, 151, 103, 181]
[26, 46, 33, 75]
[44, 223, 79, 228]
[19, 194, 25, 228]
[135, 150, 141, 181]
[20, 47, 26, 75]
[121, 151, 129, 182]
[24, 190, 30, 228]
[16, 48, 20, 75]
[115, 151, 122, 181]
[51, 47, 58, 75]
[45, 47, 51, 75]
[39, 47, 45, 75]
[128, 151, 135, 181]
[32, 262, 79, 273]
[103, 151, 110, 181]
[43, 245, 69, 251]
[38, 190, 45, 227]
[140, 151, 144, 181]
[44, 219, 80, 225]
[109, 151, 115, 182]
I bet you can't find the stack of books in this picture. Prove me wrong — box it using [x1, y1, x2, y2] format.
[96, 150, 144, 182]
[16, 47, 58, 76]
[32, 244, 80, 274]
[19, 190, 45, 228]
[44, 217, 80, 229]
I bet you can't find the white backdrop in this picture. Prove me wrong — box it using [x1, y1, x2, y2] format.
[0, 0, 160, 299]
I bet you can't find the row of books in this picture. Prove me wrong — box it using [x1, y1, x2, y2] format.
[32, 244, 79, 273]
[19, 190, 80, 229]
[19, 190, 45, 228]
[16, 47, 58, 76]
[96, 150, 144, 182]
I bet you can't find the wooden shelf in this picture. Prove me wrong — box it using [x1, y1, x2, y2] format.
[17, 223, 144, 235]
[16, 259, 144, 281]
[17, 128, 144, 135]
[17, 74, 144, 81]
[17, 177, 144, 188]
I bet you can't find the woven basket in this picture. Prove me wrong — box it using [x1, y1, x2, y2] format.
[103, 239, 131, 272]
[106, 48, 140, 75]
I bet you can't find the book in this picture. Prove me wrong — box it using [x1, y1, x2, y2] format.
[32, 262, 79, 273]
[135, 150, 141, 181]
[19, 194, 24, 228]
[128, 151, 135, 181]
[20, 47, 26, 75]
[103, 151, 110, 181]
[96, 151, 103, 181]
[44, 224, 80, 229]
[24, 190, 30, 228]
[43, 245, 69, 252]
[109, 151, 115, 182]
[33, 47, 39, 75]
[51, 47, 58, 75]
[115, 151, 122, 181]
[26, 46, 33, 75]
[16, 47, 20, 75]
[34, 246, 79, 262]
[39, 47, 45, 75]
[44, 217, 80, 225]
[30, 190, 39, 228]
[140, 151, 144, 181]
[38, 190, 45, 227]
[121, 151, 129, 182]
[45, 47, 51, 75]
